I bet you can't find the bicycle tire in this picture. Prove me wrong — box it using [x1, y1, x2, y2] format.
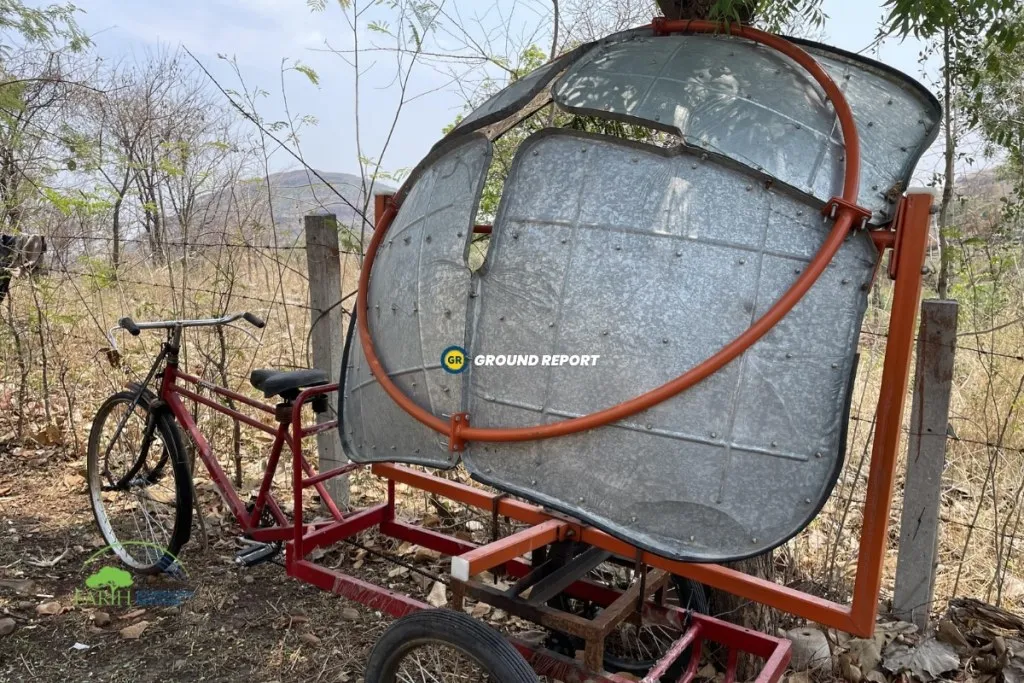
[365, 609, 536, 683]
[87, 390, 193, 573]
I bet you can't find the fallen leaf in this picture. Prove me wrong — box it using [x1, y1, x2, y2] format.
[0, 617, 14, 636]
[92, 611, 111, 627]
[341, 608, 360, 621]
[122, 608, 146, 621]
[35, 601, 62, 616]
[413, 546, 441, 563]
[427, 581, 447, 608]
[119, 620, 150, 639]
[299, 632, 321, 647]
[882, 637, 959, 681]
[470, 603, 491, 619]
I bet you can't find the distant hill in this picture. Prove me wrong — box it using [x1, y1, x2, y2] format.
[169, 170, 397, 248]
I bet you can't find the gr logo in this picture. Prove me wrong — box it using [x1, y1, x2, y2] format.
[441, 346, 468, 374]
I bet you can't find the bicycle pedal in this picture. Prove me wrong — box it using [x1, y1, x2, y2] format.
[235, 541, 280, 567]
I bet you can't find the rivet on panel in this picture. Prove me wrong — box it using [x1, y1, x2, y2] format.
[710, 432, 718, 439]
[794, 268, 801, 274]
[630, 516, 637, 523]
[900, 146, 908, 153]
[751, 537, 758, 544]
[887, 99, 894, 105]
[614, 245, 622, 251]
[746, 185, 753, 191]
[601, 330, 609, 336]
[532, 150, 539, 156]
[425, 235, 432, 243]
[499, 315, 505, 321]
[738, 258, 746, 265]
[872, 185, 879, 191]
[549, 322, 555, 328]
[676, 250, 683, 257]
[457, 232, 463, 238]
[578, 497, 585, 503]
[390, 445, 396, 451]
[867, 121, 874, 127]
[796, 210, 804, 216]
[771, 441, 778, 448]
[530, 479, 537, 485]
[485, 467, 492, 473]
[815, 451, 823, 458]
[662, 338, 669, 344]
[831, 363, 839, 369]
[645, 423, 653, 430]
[785, 352, 793, 359]
[404, 236, 411, 245]
[512, 232, 519, 240]
[805, 498, 812, 504]
[691, 163, 698, 170]
[689, 535, 696, 542]
[444, 309, 452, 317]
[560, 238, 567, 244]
[841, 278, 850, 285]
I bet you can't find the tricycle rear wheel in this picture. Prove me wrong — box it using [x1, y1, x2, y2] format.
[365, 609, 536, 683]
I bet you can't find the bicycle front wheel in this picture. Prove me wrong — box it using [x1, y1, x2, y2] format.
[87, 390, 193, 573]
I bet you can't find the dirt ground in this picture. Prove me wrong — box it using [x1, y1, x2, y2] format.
[0, 439, 512, 683]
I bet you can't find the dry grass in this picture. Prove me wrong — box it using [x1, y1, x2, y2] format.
[4, 237, 1024, 633]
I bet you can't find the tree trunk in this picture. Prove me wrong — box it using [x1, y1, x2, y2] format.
[937, 27, 955, 300]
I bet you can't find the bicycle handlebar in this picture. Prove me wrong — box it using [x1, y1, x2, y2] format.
[106, 311, 266, 352]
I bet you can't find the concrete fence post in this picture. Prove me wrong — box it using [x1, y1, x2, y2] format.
[893, 299, 959, 629]
[304, 211, 348, 508]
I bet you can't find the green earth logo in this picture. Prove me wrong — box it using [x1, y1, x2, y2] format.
[72, 543, 192, 608]
[85, 566, 134, 595]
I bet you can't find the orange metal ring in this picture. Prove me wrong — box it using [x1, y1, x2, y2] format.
[357, 20, 866, 446]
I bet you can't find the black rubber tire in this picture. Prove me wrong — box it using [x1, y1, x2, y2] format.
[87, 391, 193, 574]
[365, 609, 537, 683]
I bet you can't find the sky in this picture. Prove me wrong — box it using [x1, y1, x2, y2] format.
[67, 0, 942, 179]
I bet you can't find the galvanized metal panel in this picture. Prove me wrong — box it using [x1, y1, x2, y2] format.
[450, 44, 596, 138]
[462, 130, 876, 561]
[552, 31, 940, 224]
[341, 134, 492, 468]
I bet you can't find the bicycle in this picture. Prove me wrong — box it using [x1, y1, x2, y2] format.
[88, 312, 348, 573]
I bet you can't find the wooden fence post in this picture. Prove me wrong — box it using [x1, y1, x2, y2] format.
[305, 211, 348, 508]
[893, 299, 959, 629]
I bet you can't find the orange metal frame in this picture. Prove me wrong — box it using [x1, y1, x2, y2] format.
[356, 22, 935, 638]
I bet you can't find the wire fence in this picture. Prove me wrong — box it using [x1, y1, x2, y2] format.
[3, 226, 1024, 618]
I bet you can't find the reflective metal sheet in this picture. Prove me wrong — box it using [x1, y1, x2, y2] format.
[449, 43, 596, 138]
[341, 134, 492, 468]
[462, 130, 876, 561]
[552, 31, 940, 224]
